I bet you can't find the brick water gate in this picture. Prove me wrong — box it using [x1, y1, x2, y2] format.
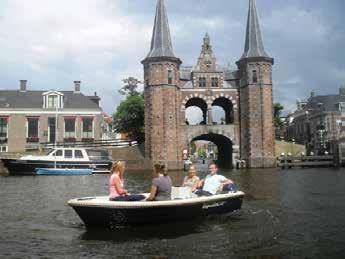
[142, 0, 276, 170]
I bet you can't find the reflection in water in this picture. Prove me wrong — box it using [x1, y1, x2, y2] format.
[81, 220, 205, 242]
[1, 168, 345, 258]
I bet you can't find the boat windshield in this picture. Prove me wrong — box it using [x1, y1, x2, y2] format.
[46, 149, 55, 156]
[86, 150, 110, 161]
[47, 149, 63, 156]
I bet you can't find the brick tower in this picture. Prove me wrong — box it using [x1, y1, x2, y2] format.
[236, 0, 276, 168]
[142, 0, 183, 169]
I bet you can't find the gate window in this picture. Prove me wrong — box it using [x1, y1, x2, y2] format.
[199, 77, 206, 88]
[211, 77, 219, 87]
[252, 70, 258, 83]
[168, 70, 173, 84]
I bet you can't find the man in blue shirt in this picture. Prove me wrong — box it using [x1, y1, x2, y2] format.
[195, 162, 234, 196]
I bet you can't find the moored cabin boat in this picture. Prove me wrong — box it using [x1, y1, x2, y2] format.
[68, 189, 245, 228]
[1, 148, 112, 175]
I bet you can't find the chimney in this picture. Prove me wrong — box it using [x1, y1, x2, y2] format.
[74, 81, 81, 93]
[20, 80, 27, 92]
[339, 86, 345, 96]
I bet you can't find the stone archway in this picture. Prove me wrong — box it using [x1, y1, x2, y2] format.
[212, 97, 234, 124]
[184, 97, 208, 125]
[191, 133, 233, 169]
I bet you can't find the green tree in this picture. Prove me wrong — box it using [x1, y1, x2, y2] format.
[118, 77, 142, 96]
[113, 77, 145, 142]
[198, 148, 207, 159]
[274, 102, 284, 129]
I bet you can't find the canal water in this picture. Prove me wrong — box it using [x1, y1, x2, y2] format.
[0, 168, 345, 258]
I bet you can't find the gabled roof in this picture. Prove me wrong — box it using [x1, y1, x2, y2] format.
[146, 0, 176, 58]
[241, 0, 271, 59]
[306, 95, 345, 112]
[0, 90, 101, 110]
[42, 90, 64, 96]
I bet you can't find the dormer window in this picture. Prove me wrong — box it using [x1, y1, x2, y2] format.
[42, 91, 64, 109]
[48, 95, 58, 108]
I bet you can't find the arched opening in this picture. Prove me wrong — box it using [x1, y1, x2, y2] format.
[190, 140, 218, 161]
[191, 133, 233, 169]
[212, 97, 234, 124]
[185, 98, 207, 125]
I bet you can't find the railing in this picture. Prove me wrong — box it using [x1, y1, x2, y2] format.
[278, 155, 334, 169]
[41, 139, 138, 149]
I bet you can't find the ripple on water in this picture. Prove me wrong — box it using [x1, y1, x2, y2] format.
[1, 168, 345, 258]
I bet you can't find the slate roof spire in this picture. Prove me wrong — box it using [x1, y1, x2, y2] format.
[241, 0, 270, 59]
[147, 0, 175, 58]
[202, 32, 212, 54]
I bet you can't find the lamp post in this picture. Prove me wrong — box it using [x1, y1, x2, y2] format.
[317, 124, 326, 155]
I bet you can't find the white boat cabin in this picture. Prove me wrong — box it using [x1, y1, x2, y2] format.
[19, 148, 110, 162]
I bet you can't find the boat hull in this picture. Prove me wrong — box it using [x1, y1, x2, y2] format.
[1, 159, 112, 175]
[68, 192, 244, 228]
[35, 168, 93, 175]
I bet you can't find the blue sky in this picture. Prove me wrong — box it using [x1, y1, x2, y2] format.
[0, 0, 344, 114]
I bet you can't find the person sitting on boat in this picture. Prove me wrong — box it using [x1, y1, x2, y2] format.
[146, 164, 172, 201]
[182, 165, 200, 192]
[109, 161, 145, 201]
[195, 162, 234, 196]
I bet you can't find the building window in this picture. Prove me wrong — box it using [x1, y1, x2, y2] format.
[211, 77, 219, 87]
[252, 70, 258, 83]
[339, 102, 345, 112]
[82, 117, 93, 139]
[48, 95, 58, 108]
[0, 145, 8, 152]
[64, 118, 76, 139]
[43, 91, 64, 109]
[199, 77, 206, 87]
[27, 117, 39, 142]
[0, 117, 8, 142]
[168, 70, 173, 84]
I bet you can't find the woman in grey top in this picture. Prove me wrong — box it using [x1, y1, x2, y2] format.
[146, 164, 172, 201]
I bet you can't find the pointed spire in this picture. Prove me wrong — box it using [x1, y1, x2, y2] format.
[202, 32, 212, 53]
[195, 33, 217, 71]
[241, 0, 270, 59]
[147, 0, 175, 58]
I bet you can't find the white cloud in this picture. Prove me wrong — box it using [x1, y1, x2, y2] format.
[0, 0, 154, 112]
